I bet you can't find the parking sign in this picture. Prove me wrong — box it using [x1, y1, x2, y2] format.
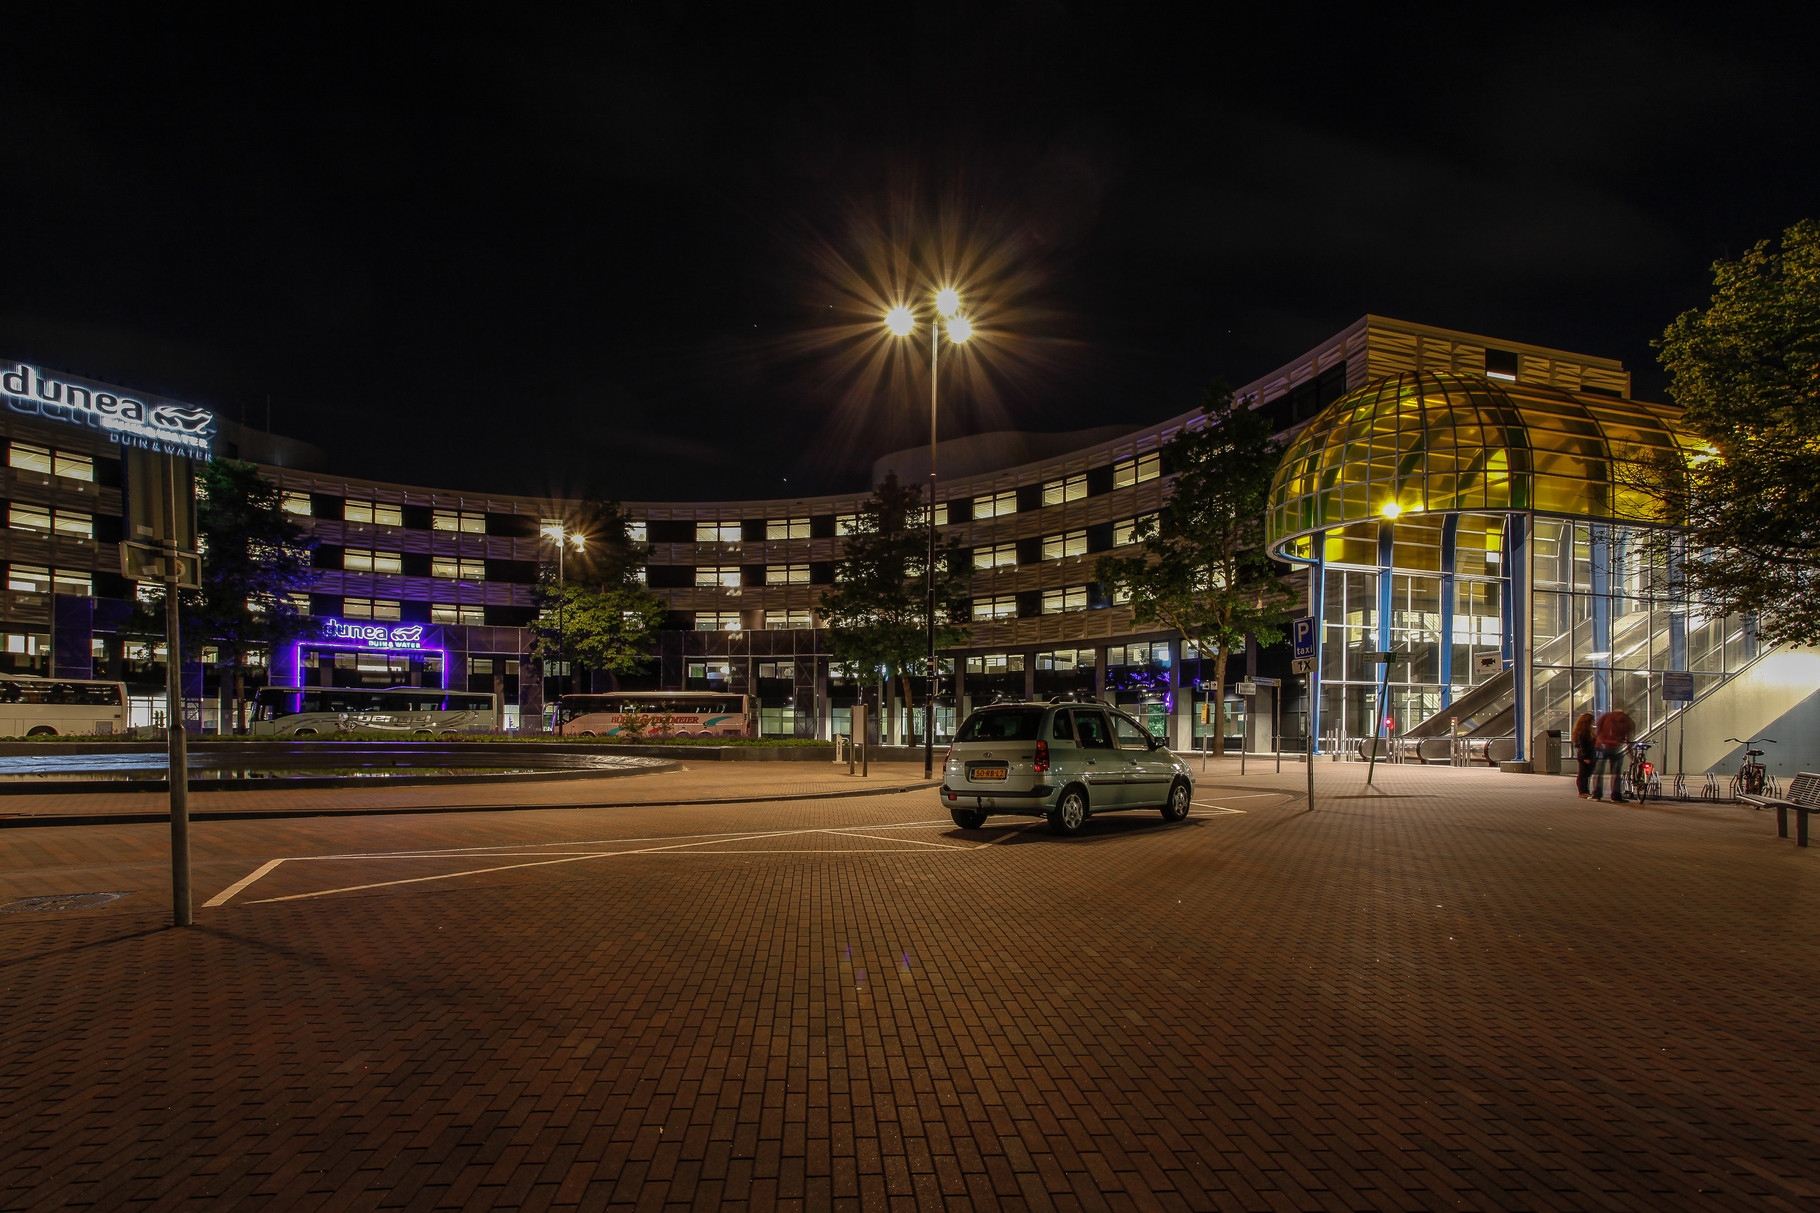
[1292, 617, 1316, 660]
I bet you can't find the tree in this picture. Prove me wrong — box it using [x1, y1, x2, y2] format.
[1095, 380, 1292, 755]
[819, 473, 971, 745]
[128, 459, 320, 733]
[1655, 219, 1820, 646]
[530, 499, 667, 699]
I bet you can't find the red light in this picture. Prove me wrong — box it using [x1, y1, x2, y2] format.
[1034, 740, 1049, 773]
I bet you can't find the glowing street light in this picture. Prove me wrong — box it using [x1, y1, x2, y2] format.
[883, 287, 982, 777]
[541, 521, 588, 732]
[1380, 500, 1404, 520]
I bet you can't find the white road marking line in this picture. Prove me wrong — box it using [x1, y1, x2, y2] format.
[818, 829, 973, 849]
[201, 858, 289, 907]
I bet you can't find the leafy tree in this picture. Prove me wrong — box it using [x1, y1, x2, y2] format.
[531, 499, 667, 700]
[128, 459, 320, 733]
[1654, 219, 1820, 646]
[1095, 381, 1292, 755]
[819, 473, 971, 745]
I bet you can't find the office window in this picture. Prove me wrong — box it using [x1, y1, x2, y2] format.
[1042, 585, 1088, 614]
[695, 611, 741, 631]
[432, 556, 486, 580]
[1113, 514, 1157, 546]
[696, 522, 740, 542]
[287, 592, 311, 614]
[345, 500, 403, 527]
[758, 660, 795, 680]
[432, 603, 486, 625]
[1042, 475, 1087, 507]
[8, 442, 52, 475]
[1111, 584, 1132, 605]
[51, 510, 93, 540]
[628, 521, 648, 542]
[975, 543, 1018, 570]
[964, 652, 1025, 674]
[343, 548, 403, 575]
[1041, 530, 1088, 561]
[766, 518, 811, 540]
[52, 451, 92, 481]
[766, 563, 810, 584]
[282, 491, 313, 517]
[8, 503, 50, 533]
[50, 569, 93, 597]
[1113, 451, 1161, 489]
[1109, 641, 1170, 666]
[343, 597, 373, 619]
[973, 594, 1018, 620]
[696, 565, 740, 589]
[432, 509, 486, 533]
[975, 490, 1017, 519]
[768, 609, 813, 630]
[836, 513, 863, 536]
[6, 560, 48, 590]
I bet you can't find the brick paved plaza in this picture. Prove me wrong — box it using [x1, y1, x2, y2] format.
[3, 760, 1819, 1211]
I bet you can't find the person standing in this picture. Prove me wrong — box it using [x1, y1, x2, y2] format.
[1572, 712, 1597, 797]
[1590, 707, 1635, 801]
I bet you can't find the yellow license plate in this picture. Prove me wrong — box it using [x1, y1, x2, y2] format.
[969, 766, 1008, 781]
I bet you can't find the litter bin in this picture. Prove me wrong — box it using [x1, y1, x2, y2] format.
[1534, 729, 1562, 775]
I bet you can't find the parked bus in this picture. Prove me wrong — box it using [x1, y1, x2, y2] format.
[558, 691, 751, 738]
[0, 676, 128, 737]
[250, 686, 499, 736]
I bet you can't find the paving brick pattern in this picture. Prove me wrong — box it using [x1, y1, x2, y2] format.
[3, 764, 1819, 1210]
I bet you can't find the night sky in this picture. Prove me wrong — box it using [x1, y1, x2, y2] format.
[4, 6, 1816, 501]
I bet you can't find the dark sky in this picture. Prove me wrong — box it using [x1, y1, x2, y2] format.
[5, 5, 1816, 501]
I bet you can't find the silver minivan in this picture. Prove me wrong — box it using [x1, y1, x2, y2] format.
[942, 700, 1195, 834]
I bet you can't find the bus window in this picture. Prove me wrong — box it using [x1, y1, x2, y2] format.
[448, 693, 494, 711]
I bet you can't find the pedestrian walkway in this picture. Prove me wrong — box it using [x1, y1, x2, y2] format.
[4, 761, 1816, 1210]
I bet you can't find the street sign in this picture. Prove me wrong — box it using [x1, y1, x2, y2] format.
[1292, 616, 1316, 660]
[1236, 681, 1258, 696]
[1474, 652, 1501, 673]
[1251, 676, 1280, 687]
[1292, 657, 1315, 675]
[1663, 670, 1695, 703]
[119, 542, 201, 588]
[1362, 650, 1405, 663]
[123, 450, 197, 549]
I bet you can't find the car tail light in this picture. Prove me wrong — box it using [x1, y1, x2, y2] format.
[1034, 740, 1049, 773]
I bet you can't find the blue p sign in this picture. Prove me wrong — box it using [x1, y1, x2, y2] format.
[1292, 616, 1316, 660]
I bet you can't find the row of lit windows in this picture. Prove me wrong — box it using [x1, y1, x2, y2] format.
[283, 493, 488, 534]
[5, 563, 91, 596]
[321, 597, 489, 625]
[657, 453, 1164, 539]
[338, 549, 488, 580]
[691, 609, 815, 632]
[8, 503, 93, 539]
[963, 643, 1167, 675]
[8, 441, 94, 482]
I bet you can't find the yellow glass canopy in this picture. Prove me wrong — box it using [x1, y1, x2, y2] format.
[1265, 372, 1695, 558]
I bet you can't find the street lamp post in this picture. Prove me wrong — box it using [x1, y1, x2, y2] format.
[542, 522, 586, 734]
[887, 291, 972, 779]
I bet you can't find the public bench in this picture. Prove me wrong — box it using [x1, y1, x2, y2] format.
[1740, 771, 1820, 847]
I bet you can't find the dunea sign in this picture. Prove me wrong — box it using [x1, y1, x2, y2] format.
[0, 359, 215, 458]
[324, 620, 432, 652]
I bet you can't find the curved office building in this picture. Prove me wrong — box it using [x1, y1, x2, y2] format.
[2, 315, 1812, 776]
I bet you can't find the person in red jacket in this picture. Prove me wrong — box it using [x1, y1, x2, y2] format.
[1589, 707, 1635, 802]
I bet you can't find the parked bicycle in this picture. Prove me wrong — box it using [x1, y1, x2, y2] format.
[1624, 741, 1660, 803]
[1725, 737, 1775, 799]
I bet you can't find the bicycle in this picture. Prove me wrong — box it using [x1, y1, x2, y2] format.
[1725, 737, 1775, 801]
[1624, 741, 1660, 803]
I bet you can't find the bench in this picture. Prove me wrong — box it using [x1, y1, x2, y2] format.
[1740, 771, 1820, 846]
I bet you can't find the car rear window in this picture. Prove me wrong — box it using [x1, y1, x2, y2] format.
[956, 708, 1047, 742]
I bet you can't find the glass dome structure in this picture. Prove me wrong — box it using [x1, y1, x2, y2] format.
[1265, 371, 1695, 558]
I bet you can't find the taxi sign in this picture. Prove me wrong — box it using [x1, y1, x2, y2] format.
[1292, 616, 1316, 660]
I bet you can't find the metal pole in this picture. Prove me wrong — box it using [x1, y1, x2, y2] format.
[924, 319, 938, 779]
[165, 455, 191, 928]
[1366, 659, 1390, 787]
[1240, 688, 1246, 776]
[1275, 686, 1282, 774]
[1305, 672, 1315, 810]
[556, 535, 564, 735]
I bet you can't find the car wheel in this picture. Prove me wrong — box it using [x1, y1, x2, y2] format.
[1161, 780, 1191, 821]
[950, 808, 987, 829]
[579, 730, 596, 737]
[25, 725, 56, 737]
[1048, 786, 1088, 835]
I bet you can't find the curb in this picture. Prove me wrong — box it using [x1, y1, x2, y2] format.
[0, 780, 946, 828]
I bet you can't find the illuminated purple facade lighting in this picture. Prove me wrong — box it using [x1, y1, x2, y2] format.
[290, 619, 449, 690]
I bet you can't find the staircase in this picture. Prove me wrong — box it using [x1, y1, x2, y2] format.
[1638, 644, 1820, 776]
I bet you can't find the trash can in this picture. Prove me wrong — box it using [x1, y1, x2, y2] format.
[1534, 729, 1562, 775]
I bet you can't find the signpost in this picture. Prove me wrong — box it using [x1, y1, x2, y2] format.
[123, 450, 200, 928]
[1252, 677, 1282, 772]
[1664, 670, 1695, 795]
[1292, 617, 1316, 810]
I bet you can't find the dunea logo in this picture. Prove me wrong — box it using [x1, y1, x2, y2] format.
[0, 360, 215, 457]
